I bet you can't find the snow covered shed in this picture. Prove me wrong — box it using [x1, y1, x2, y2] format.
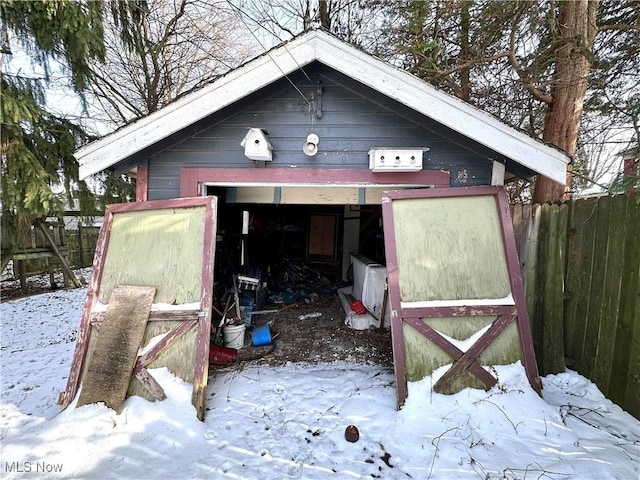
[76, 29, 568, 279]
[73, 29, 570, 408]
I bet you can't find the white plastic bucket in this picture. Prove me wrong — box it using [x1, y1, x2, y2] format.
[223, 323, 246, 349]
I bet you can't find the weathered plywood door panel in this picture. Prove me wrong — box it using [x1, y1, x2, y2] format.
[391, 195, 511, 302]
[99, 207, 206, 305]
[382, 186, 540, 408]
[77, 286, 156, 412]
[61, 197, 218, 421]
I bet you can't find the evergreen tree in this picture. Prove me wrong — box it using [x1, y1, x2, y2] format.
[377, 0, 638, 201]
[1, 0, 142, 260]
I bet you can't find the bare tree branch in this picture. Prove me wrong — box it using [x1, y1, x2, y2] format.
[507, 4, 552, 105]
[84, 0, 255, 127]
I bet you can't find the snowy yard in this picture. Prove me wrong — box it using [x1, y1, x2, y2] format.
[1, 283, 639, 479]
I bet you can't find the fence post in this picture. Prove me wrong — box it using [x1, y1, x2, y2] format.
[523, 204, 540, 326]
[77, 224, 84, 269]
[534, 204, 566, 375]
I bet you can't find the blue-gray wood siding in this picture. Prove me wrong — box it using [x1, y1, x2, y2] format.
[118, 63, 526, 201]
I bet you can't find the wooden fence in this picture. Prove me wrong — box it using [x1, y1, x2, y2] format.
[3, 223, 100, 283]
[1, 218, 82, 288]
[67, 225, 101, 268]
[512, 193, 640, 419]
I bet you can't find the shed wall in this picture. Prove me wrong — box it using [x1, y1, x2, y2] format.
[123, 66, 507, 201]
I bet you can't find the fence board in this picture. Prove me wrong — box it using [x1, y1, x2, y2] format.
[564, 199, 586, 362]
[511, 204, 524, 259]
[529, 204, 548, 370]
[582, 197, 612, 379]
[78, 225, 100, 267]
[569, 198, 599, 374]
[534, 204, 567, 374]
[610, 195, 640, 417]
[523, 205, 540, 324]
[592, 196, 627, 392]
[625, 266, 640, 418]
[555, 204, 569, 369]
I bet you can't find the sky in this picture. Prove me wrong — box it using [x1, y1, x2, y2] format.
[1, 271, 639, 479]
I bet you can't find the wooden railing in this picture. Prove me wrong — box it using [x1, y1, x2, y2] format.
[1, 218, 81, 288]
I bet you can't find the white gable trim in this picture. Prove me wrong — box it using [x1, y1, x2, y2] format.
[77, 37, 319, 179]
[312, 34, 569, 184]
[77, 30, 569, 183]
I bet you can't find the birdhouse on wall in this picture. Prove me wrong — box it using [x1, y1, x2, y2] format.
[368, 148, 427, 173]
[241, 128, 273, 162]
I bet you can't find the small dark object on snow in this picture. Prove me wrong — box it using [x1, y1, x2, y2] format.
[345, 425, 359, 442]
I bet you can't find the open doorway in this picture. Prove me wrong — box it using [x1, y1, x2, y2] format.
[214, 202, 344, 284]
[206, 185, 392, 367]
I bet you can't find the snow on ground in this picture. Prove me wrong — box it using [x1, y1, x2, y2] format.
[1, 285, 639, 479]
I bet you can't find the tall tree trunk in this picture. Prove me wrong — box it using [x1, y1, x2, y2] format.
[459, 0, 472, 102]
[533, 0, 599, 203]
[303, 1, 312, 30]
[319, 0, 330, 29]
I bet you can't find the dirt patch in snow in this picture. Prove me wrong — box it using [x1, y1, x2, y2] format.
[216, 294, 394, 368]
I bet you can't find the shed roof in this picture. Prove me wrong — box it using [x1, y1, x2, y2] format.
[76, 29, 570, 183]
